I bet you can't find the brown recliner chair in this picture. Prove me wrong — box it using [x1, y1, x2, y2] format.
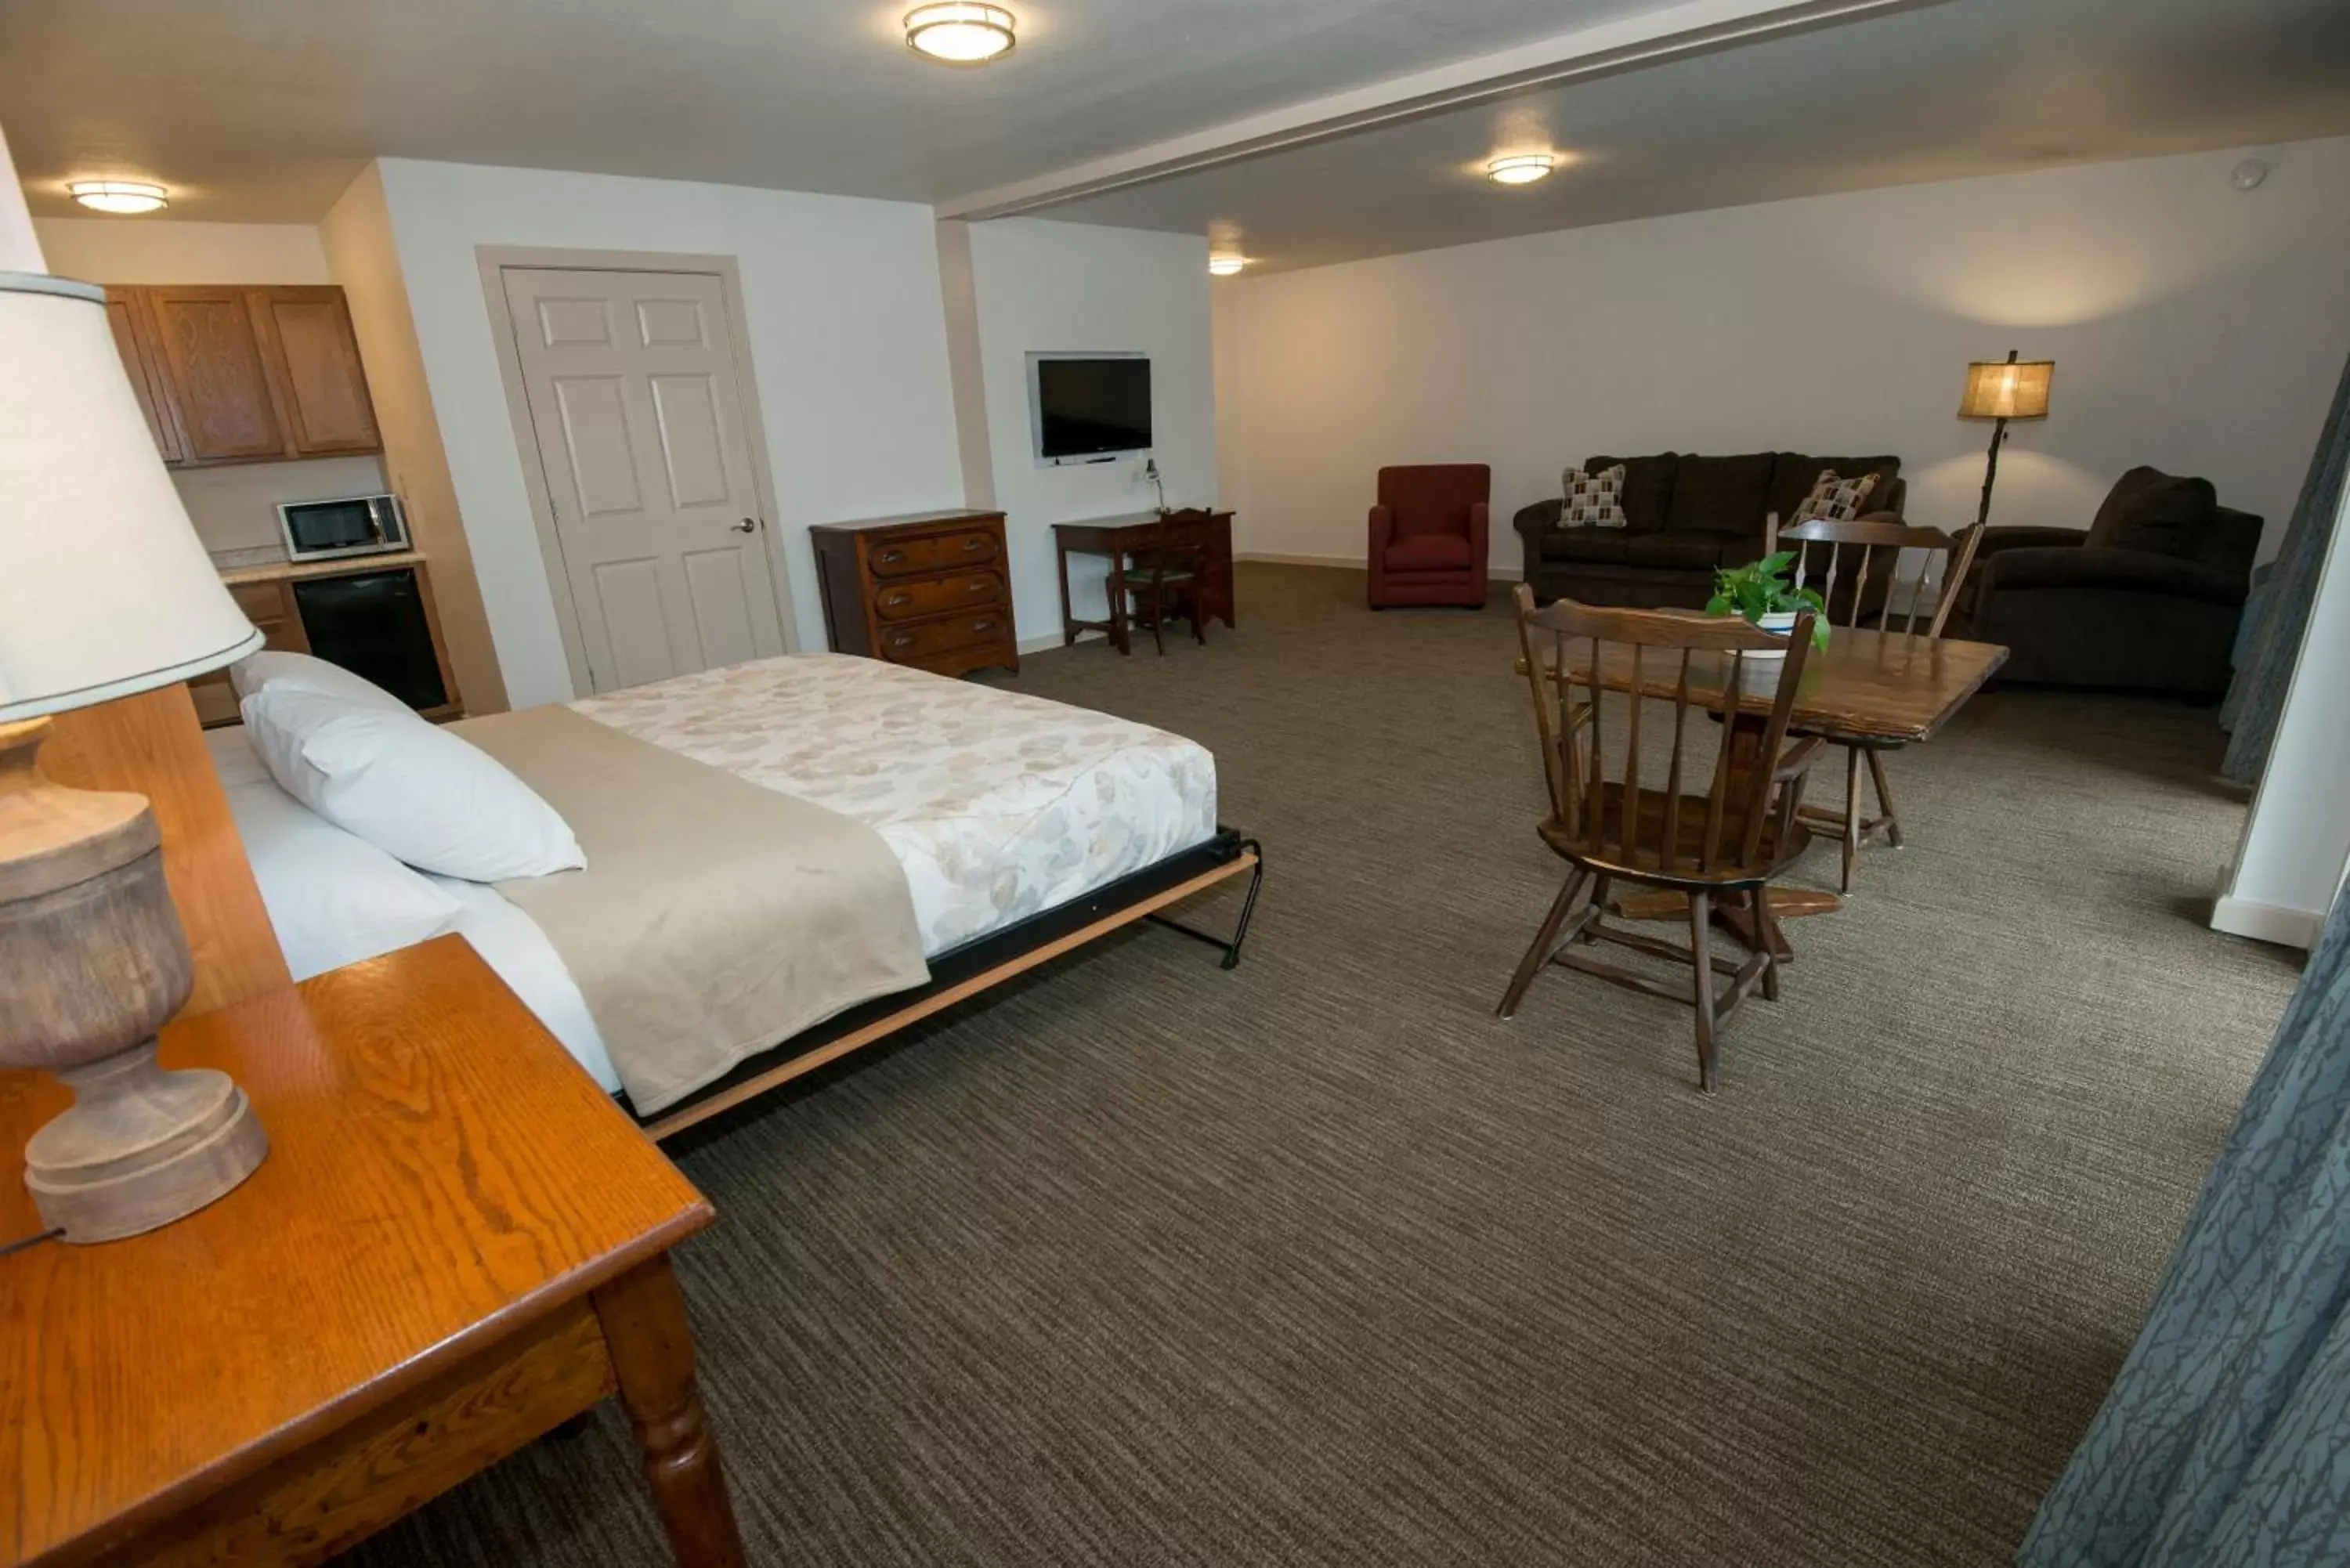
[1368, 464, 1489, 609]
[1948, 465, 2260, 701]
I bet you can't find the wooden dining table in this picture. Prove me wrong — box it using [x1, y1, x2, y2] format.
[1528, 623, 2008, 956]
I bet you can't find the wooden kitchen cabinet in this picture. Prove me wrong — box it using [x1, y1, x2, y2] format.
[189, 580, 312, 726]
[248, 286, 381, 455]
[102, 284, 381, 468]
[139, 284, 290, 462]
[107, 292, 186, 464]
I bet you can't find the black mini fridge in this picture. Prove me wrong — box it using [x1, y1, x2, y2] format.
[290, 569, 450, 713]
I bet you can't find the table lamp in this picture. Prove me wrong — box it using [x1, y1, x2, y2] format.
[1958, 349, 2053, 532]
[0, 152, 269, 1241]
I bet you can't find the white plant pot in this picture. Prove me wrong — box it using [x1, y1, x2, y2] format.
[1746, 609, 1799, 660]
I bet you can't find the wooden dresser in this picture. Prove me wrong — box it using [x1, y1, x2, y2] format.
[809, 509, 1018, 678]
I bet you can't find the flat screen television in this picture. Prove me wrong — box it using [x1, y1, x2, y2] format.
[1032, 354, 1152, 463]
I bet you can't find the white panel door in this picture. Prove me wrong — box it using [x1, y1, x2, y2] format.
[501, 266, 786, 693]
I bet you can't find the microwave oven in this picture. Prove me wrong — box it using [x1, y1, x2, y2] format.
[277, 493, 410, 563]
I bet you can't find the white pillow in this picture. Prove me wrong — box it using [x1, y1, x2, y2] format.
[220, 776, 465, 981]
[230, 650, 411, 714]
[240, 687, 586, 881]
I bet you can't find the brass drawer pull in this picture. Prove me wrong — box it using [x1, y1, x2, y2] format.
[964, 537, 985, 552]
[887, 632, 915, 649]
[882, 592, 911, 609]
[877, 549, 905, 565]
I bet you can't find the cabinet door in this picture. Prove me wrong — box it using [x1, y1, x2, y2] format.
[103, 290, 186, 464]
[143, 286, 290, 463]
[247, 287, 381, 456]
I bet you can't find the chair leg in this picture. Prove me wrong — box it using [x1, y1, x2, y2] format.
[1584, 875, 1613, 938]
[1687, 889, 1719, 1093]
[1148, 590, 1166, 655]
[1865, 748, 1903, 848]
[1839, 745, 1862, 893]
[1754, 890, 1782, 1002]
[1498, 869, 1590, 1018]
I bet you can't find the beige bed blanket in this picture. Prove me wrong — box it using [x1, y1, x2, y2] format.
[454, 706, 928, 1114]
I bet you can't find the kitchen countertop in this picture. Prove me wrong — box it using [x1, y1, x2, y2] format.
[216, 550, 426, 587]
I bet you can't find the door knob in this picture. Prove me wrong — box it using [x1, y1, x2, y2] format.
[732, 517, 758, 534]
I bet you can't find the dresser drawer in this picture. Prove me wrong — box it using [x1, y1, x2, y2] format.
[869, 529, 999, 578]
[876, 608, 1010, 663]
[874, 569, 1004, 622]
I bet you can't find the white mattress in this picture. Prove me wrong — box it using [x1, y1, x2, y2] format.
[208, 657, 1216, 1093]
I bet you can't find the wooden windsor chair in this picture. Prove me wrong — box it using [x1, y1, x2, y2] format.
[1764, 513, 1983, 891]
[1501, 585, 1824, 1092]
[1125, 508, 1214, 654]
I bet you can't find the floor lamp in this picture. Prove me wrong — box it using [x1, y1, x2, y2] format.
[1958, 350, 2054, 531]
[0, 144, 270, 1241]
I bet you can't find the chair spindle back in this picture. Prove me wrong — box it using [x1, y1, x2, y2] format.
[1512, 586, 1815, 877]
[1766, 514, 1980, 638]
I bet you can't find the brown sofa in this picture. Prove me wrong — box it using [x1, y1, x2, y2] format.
[1513, 451, 1906, 609]
[1947, 466, 2260, 701]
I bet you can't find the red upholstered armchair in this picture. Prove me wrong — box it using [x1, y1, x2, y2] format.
[1368, 464, 1490, 609]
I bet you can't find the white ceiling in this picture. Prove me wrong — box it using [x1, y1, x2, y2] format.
[2, 0, 2344, 273]
[1043, 0, 2350, 270]
[0, 0, 1665, 219]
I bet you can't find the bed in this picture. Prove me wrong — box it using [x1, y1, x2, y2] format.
[212, 652, 1261, 1136]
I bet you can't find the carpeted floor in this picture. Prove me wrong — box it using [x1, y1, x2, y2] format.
[352, 563, 2302, 1567]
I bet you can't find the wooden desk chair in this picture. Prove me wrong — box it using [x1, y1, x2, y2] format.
[1500, 586, 1823, 1091]
[1765, 514, 1983, 891]
[1125, 508, 1213, 655]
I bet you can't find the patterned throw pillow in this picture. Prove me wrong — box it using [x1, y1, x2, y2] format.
[1561, 463, 1629, 528]
[1791, 468, 1878, 525]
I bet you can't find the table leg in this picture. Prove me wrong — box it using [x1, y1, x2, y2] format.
[1612, 708, 1842, 959]
[591, 1255, 749, 1568]
[1108, 558, 1132, 656]
[1057, 537, 1078, 648]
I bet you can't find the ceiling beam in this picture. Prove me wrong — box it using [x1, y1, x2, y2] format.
[936, 0, 1947, 222]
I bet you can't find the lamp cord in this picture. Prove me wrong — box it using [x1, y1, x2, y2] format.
[0, 1227, 64, 1259]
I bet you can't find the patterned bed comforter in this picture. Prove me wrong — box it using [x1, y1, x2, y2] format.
[568, 653, 1218, 955]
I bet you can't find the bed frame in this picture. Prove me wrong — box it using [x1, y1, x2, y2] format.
[631, 828, 1264, 1140]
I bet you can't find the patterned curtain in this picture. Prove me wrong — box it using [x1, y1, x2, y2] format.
[2221, 351, 2350, 784]
[2018, 891, 2350, 1566]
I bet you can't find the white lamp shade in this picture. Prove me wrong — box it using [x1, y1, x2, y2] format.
[0, 274, 262, 721]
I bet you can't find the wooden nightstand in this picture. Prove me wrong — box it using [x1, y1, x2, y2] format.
[0, 937, 748, 1567]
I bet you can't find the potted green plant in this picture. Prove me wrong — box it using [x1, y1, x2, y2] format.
[1705, 551, 1828, 656]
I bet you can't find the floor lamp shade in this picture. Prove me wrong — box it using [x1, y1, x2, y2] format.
[1958, 358, 2054, 421]
[1957, 351, 2053, 538]
[0, 273, 262, 721]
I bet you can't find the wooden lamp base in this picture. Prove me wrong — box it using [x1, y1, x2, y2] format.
[0, 717, 267, 1243]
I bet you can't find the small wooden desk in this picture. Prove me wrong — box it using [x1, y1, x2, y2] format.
[0, 937, 747, 1568]
[1531, 627, 2008, 952]
[1053, 511, 1235, 654]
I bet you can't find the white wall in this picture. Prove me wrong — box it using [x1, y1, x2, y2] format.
[34, 216, 331, 286]
[29, 215, 390, 557]
[370, 158, 967, 708]
[321, 165, 509, 713]
[966, 218, 1217, 645]
[1215, 139, 2350, 571]
[2214, 480, 2350, 948]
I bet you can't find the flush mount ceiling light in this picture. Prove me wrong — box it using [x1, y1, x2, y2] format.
[1484, 154, 1555, 187]
[1207, 255, 1247, 276]
[67, 180, 168, 215]
[905, 3, 1017, 64]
